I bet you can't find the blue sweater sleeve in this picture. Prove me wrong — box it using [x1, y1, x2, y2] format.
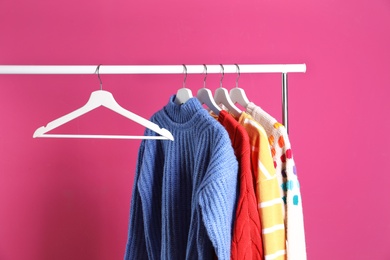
[198, 136, 239, 260]
[124, 140, 148, 260]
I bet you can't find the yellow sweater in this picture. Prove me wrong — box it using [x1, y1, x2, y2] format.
[238, 112, 286, 260]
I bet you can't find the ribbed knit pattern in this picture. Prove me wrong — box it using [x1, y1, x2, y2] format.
[217, 111, 263, 260]
[238, 112, 286, 260]
[246, 102, 307, 260]
[124, 96, 239, 260]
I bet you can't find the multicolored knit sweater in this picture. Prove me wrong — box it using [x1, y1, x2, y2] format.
[247, 102, 307, 260]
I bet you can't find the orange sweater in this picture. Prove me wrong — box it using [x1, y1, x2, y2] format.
[238, 112, 286, 260]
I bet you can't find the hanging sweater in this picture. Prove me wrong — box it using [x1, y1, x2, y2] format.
[238, 112, 286, 260]
[124, 96, 239, 260]
[246, 102, 307, 260]
[216, 110, 263, 260]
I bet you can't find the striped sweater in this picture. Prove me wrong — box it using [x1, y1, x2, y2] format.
[247, 102, 307, 260]
[238, 112, 286, 260]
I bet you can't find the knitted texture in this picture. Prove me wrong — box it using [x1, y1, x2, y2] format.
[124, 96, 239, 260]
[238, 112, 286, 260]
[217, 111, 263, 260]
[246, 102, 307, 260]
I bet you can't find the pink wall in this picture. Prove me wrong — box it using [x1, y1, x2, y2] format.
[1, 0, 389, 259]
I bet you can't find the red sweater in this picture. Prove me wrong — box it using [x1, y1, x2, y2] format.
[217, 111, 264, 260]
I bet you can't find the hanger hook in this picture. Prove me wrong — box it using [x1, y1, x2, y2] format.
[182, 64, 187, 89]
[219, 64, 224, 88]
[203, 64, 207, 88]
[95, 64, 103, 90]
[235, 64, 240, 88]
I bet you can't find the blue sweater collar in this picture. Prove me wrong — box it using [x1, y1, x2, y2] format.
[163, 95, 204, 124]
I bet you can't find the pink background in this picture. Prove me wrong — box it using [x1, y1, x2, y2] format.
[1, 0, 389, 259]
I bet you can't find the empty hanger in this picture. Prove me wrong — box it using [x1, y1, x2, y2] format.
[197, 64, 221, 115]
[230, 64, 250, 108]
[33, 65, 174, 140]
[214, 64, 242, 117]
[174, 64, 193, 105]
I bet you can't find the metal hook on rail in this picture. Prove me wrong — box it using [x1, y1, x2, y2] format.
[235, 64, 240, 88]
[203, 64, 207, 88]
[219, 64, 224, 88]
[182, 64, 187, 89]
[95, 64, 103, 90]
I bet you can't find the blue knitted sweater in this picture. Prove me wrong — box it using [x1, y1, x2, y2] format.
[124, 96, 238, 260]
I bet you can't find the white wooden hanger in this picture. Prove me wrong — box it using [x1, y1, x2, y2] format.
[230, 64, 250, 108]
[174, 64, 193, 105]
[214, 64, 242, 117]
[197, 64, 221, 115]
[33, 66, 174, 141]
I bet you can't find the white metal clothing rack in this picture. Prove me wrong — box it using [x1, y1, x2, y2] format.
[0, 64, 306, 132]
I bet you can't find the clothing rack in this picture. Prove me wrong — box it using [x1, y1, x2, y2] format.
[0, 64, 306, 132]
